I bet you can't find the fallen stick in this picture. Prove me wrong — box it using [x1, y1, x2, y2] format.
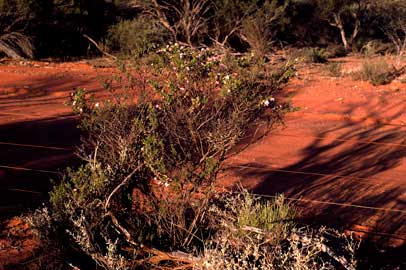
[82, 34, 117, 60]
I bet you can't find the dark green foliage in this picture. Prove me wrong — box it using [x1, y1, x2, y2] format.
[240, 1, 288, 57]
[372, 0, 406, 56]
[0, 0, 116, 58]
[106, 17, 171, 57]
[0, 0, 405, 58]
[0, 0, 47, 58]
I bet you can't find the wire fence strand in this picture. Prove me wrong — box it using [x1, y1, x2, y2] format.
[0, 141, 73, 151]
[240, 192, 406, 214]
[0, 165, 60, 174]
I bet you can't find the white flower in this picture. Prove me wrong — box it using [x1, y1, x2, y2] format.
[270, 97, 275, 102]
[155, 104, 160, 109]
[164, 182, 170, 187]
[263, 100, 270, 107]
[180, 87, 185, 91]
[186, 66, 190, 71]
[95, 102, 100, 108]
[224, 75, 230, 80]
[227, 89, 231, 93]
[72, 100, 77, 106]
[153, 177, 162, 185]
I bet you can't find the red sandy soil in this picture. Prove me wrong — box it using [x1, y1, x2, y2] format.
[0, 56, 405, 267]
[221, 55, 406, 246]
[0, 217, 37, 269]
[0, 60, 115, 125]
[0, 60, 113, 269]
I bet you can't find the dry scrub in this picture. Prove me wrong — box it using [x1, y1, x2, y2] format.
[27, 45, 358, 270]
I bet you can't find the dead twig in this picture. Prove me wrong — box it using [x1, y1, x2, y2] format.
[237, 226, 356, 270]
[105, 166, 141, 210]
[82, 34, 117, 60]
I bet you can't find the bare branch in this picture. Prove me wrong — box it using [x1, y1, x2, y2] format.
[82, 34, 117, 60]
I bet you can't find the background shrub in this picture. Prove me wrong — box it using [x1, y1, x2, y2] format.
[106, 16, 171, 57]
[239, 1, 288, 58]
[354, 59, 400, 85]
[373, 0, 406, 56]
[0, 0, 405, 59]
[304, 47, 328, 63]
[324, 62, 343, 77]
[0, 32, 34, 59]
[360, 40, 396, 56]
[325, 44, 347, 58]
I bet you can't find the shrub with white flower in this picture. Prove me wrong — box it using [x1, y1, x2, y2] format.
[46, 42, 297, 270]
[262, 97, 276, 107]
[69, 88, 88, 114]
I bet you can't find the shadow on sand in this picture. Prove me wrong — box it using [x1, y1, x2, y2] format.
[223, 96, 406, 268]
[226, 98, 406, 244]
[0, 115, 82, 218]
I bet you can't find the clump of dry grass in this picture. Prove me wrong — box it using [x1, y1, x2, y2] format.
[351, 59, 403, 85]
[197, 189, 359, 270]
[323, 62, 343, 77]
[0, 32, 34, 59]
[304, 48, 328, 63]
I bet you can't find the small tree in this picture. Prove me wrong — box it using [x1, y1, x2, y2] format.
[316, 0, 368, 51]
[0, 0, 43, 58]
[133, 0, 210, 45]
[239, 0, 289, 57]
[209, 0, 259, 47]
[376, 0, 406, 56]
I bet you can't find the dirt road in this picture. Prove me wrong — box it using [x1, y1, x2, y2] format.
[0, 61, 108, 216]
